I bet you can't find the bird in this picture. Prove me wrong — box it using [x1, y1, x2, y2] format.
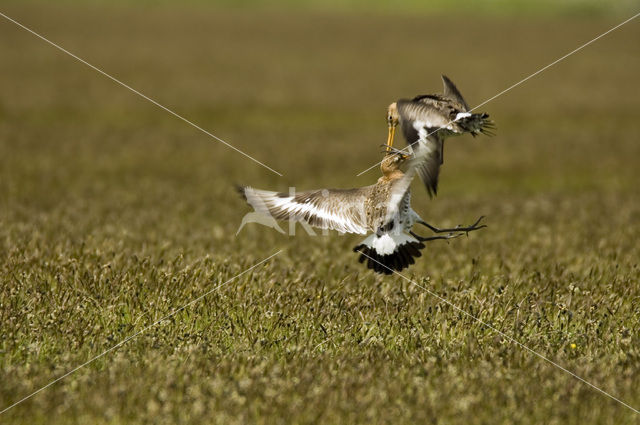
[385, 75, 494, 197]
[237, 149, 485, 274]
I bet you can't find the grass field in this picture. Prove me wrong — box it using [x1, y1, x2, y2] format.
[1, 1, 640, 423]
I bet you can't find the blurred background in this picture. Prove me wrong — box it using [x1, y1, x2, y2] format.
[1, 0, 639, 423]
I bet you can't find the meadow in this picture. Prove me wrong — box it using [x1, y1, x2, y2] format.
[1, 1, 640, 423]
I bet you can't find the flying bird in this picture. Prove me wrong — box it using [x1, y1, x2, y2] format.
[237, 150, 485, 274]
[386, 75, 494, 197]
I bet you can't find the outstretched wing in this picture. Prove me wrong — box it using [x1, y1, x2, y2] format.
[239, 186, 370, 234]
[395, 78, 471, 197]
[395, 76, 491, 197]
[396, 76, 470, 151]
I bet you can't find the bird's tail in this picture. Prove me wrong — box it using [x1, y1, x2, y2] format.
[457, 112, 495, 137]
[353, 232, 425, 275]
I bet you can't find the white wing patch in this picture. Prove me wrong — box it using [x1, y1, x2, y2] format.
[243, 187, 368, 235]
[413, 120, 432, 131]
[455, 112, 472, 121]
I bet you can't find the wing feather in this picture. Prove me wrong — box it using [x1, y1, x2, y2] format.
[441, 75, 470, 110]
[392, 78, 478, 197]
[241, 186, 370, 234]
[396, 101, 446, 197]
[412, 134, 443, 198]
[397, 99, 462, 134]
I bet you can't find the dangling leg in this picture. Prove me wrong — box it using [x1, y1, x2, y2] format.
[418, 216, 486, 234]
[410, 231, 462, 242]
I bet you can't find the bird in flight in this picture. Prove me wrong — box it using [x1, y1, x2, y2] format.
[386, 75, 494, 197]
[237, 150, 485, 274]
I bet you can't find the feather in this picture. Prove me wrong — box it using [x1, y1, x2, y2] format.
[441, 75, 469, 110]
[241, 186, 370, 234]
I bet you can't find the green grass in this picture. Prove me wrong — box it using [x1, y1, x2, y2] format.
[1, 2, 640, 424]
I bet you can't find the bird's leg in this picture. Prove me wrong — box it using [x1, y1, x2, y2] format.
[418, 216, 487, 235]
[410, 231, 462, 242]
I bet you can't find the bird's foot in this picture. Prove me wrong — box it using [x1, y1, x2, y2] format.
[410, 231, 463, 243]
[418, 216, 487, 235]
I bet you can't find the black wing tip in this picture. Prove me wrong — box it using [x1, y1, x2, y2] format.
[417, 169, 438, 198]
[353, 242, 426, 275]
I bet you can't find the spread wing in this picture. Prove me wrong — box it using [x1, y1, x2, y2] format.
[394, 76, 490, 197]
[396, 83, 470, 197]
[239, 186, 370, 234]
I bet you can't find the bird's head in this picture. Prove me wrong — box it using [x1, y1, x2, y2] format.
[386, 102, 399, 127]
[380, 151, 408, 176]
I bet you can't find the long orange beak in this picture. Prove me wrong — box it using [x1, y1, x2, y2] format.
[386, 124, 396, 152]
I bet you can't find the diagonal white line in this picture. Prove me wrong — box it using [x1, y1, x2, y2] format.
[0, 250, 283, 415]
[355, 249, 640, 415]
[470, 11, 640, 112]
[356, 11, 640, 177]
[0, 11, 283, 177]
